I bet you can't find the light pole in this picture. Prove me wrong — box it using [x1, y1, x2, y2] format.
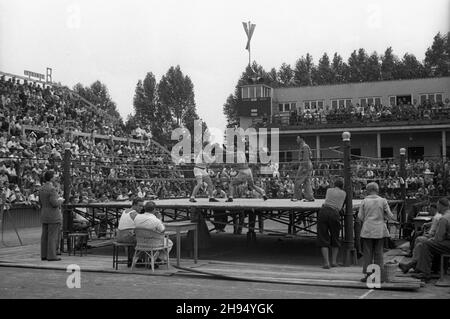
[342, 131, 354, 266]
[63, 142, 72, 233]
[399, 147, 406, 238]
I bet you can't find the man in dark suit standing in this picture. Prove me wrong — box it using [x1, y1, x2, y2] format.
[39, 170, 64, 261]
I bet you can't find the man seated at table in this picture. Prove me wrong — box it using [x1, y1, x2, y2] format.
[116, 198, 144, 266]
[399, 198, 450, 280]
[134, 201, 173, 263]
[407, 203, 442, 256]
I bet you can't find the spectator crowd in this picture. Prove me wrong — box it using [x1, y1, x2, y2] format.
[1, 74, 449, 209]
[285, 99, 450, 127]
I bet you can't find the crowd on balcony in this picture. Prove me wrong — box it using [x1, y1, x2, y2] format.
[286, 100, 450, 127]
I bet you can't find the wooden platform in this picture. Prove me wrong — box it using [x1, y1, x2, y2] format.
[175, 260, 423, 291]
[0, 242, 422, 291]
[154, 198, 359, 211]
[67, 198, 403, 212]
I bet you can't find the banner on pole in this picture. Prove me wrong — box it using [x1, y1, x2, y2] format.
[242, 21, 256, 51]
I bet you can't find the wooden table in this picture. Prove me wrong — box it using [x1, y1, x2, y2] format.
[164, 221, 198, 267]
[413, 216, 432, 232]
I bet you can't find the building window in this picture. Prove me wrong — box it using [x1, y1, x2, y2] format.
[381, 147, 393, 158]
[420, 94, 427, 104]
[332, 100, 338, 108]
[278, 103, 292, 112]
[360, 97, 382, 107]
[407, 147, 424, 160]
[249, 87, 256, 99]
[350, 148, 361, 160]
[290, 102, 296, 111]
[256, 87, 262, 98]
[331, 99, 352, 108]
[304, 100, 324, 111]
[419, 93, 444, 105]
[389, 96, 396, 106]
[242, 87, 249, 99]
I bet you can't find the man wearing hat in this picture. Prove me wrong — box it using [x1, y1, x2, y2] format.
[39, 170, 65, 261]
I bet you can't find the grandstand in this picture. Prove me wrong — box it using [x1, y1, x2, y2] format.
[0, 71, 187, 207]
[1, 69, 448, 208]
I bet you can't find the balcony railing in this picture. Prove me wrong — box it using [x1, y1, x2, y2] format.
[255, 108, 450, 129]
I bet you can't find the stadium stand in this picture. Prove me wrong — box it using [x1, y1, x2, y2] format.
[0, 73, 449, 210]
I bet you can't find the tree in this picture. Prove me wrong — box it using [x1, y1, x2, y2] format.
[396, 53, 426, 79]
[356, 48, 370, 81]
[381, 47, 398, 80]
[347, 50, 362, 82]
[315, 53, 333, 85]
[424, 32, 449, 77]
[267, 68, 280, 87]
[445, 31, 450, 61]
[366, 52, 381, 81]
[157, 65, 205, 137]
[277, 63, 294, 87]
[223, 94, 239, 126]
[133, 80, 146, 124]
[331, 53, 346, 83]
[73, 81, 122, 124]
[124, 114, 138, 132]
[294, 54, 315, 86]
[142, 72, 157, 117]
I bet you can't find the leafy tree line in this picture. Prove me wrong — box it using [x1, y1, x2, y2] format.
[127, 65, 206, 145]
[73, 66, 206, 146]
[73, 80, 123, 124]
[224, 32, 450, 125]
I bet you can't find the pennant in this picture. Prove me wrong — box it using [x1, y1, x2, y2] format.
[242, 21, 256, 51]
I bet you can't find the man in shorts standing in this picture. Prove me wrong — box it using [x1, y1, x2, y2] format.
[190, 146, 219, 203]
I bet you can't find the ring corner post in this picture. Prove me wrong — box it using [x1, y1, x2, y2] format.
[62, 145, 72, 235]
[342, 131, 354, 266]
[399, 147, 406, 238]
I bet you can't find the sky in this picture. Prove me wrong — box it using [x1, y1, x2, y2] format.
[0, 0, 449, 143]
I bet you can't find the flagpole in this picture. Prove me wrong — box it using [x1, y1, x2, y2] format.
[248, 42, 251, 68]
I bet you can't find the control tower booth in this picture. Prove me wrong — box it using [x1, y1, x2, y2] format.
[237, 83, 272, 130]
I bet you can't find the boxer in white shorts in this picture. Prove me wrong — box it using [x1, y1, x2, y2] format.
[190, 150, 219, 203]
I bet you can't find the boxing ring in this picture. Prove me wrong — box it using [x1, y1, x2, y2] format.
[65, 198, 403, 240]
